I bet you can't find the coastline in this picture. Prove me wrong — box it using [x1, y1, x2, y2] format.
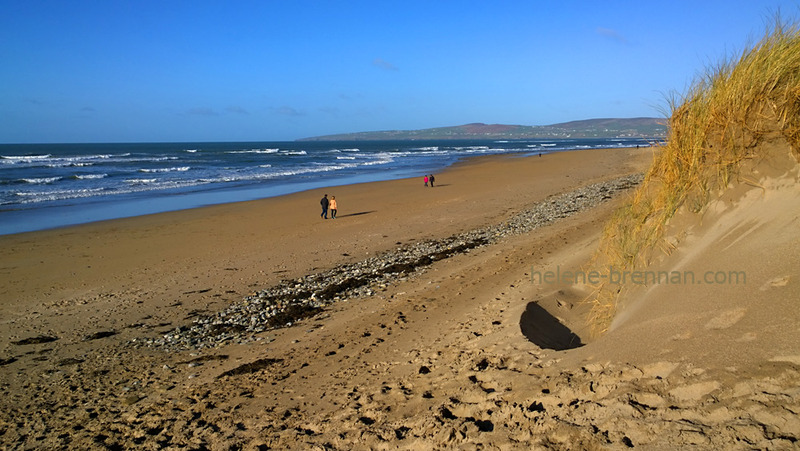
[0, 139, 657, 236]
[0, 139, 652, 235]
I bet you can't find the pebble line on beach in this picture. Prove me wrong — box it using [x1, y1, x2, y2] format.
[141, 173, 643, 350]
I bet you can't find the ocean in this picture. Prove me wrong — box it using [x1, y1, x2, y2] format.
[0, 138, 657, 235]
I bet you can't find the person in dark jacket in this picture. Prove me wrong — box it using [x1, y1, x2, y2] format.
[320, 194, 329, 219]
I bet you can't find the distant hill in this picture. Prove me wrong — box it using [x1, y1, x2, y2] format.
[299, 117, 667, 141]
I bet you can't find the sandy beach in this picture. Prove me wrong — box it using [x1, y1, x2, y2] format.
[0, 147, 647, 345]
[2, 145, 799, 449]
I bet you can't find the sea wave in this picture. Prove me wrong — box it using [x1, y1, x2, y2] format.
[53, 153, 116, 161]
[361, 158, 394, 166]
[10, 187, 108, 204]
[126, 178, 158, 185]
[226, 149, 279, 154]
[463, 147, 502, 153]
[138, 166, 191, 173]
[264, 164, 353, 177]
[5, 163, 368, 205]
[48, 162, 95, 168]
[202, 163, 358, 184]
[384, 149, 448, 157]
[21, 177, 62, 184]
[1, 154, 52, 162]
[4, 153, 177, 169]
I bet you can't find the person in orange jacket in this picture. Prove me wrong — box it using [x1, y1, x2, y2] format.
[329, 195, 338, 219]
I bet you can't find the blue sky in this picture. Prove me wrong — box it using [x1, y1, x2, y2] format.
[1, 1, 798, 143]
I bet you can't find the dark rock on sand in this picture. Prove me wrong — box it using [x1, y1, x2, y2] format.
[12, 335, 58, 345]
[84, 331, 118, 341]
[218, 358, 284, 378]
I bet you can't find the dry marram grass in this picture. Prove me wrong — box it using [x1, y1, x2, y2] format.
[587, 17, 800, 335]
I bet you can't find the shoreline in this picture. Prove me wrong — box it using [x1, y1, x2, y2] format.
[0, 144, 654, 236]
[0, 166, 427, 236]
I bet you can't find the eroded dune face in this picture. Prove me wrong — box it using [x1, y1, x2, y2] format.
[537, 23, 800, 444]
[607, 139, 799, 354]
[548, 141, 800, 449]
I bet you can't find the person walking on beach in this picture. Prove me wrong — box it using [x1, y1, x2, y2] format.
[429, 174, 435, 187]
[320, 194, 329, 219]
[424, 175, 429, 187]
[329, 195, 338, 219]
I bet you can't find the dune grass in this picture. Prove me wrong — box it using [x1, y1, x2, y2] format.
[587, 17, 800, 335]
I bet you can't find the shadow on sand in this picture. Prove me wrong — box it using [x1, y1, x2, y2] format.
[519, 301, 583, 351]
[336, 210, 376, 218]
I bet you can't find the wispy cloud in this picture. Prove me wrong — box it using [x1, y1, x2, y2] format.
[338, 92, 365, 102]
[186, 107, 219, 116]
[318, 106, 340, 116]
[596, 27, 628, 44]
[273, 106, 305, 117]
[226, 105, 249, 115]
[372, 58, 399, 71]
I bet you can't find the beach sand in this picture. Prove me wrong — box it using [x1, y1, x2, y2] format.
[0, 148, 646, 344]
[1, 145, 799, 449]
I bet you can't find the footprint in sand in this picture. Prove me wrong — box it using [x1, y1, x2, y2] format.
[641, 361, 679, 379]
[668, 380, 721, 403]
[670, 331, 692, 341]
[769, 355, 800, 365]
[759, 275, 790, 291]
[736, 331, 757, 342]
[705, 307, 747, 330]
